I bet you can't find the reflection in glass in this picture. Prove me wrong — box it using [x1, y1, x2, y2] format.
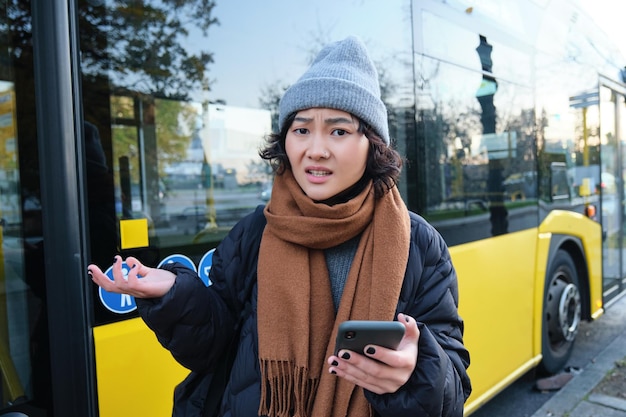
[414, 24, 537, 245]
[600, 85, 624, 298]
[79, 0, 414, 326]
[0, 0, 53, 409]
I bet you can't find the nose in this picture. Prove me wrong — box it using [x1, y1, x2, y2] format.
[306, 134, 329, 160]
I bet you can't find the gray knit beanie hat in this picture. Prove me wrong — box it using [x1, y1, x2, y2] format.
[278, 36, 390, 144]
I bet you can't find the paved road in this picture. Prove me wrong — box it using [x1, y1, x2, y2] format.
[470, 293, 626, 417]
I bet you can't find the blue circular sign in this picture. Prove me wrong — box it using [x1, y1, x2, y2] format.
[198, 249, 216, 287]
[157, 254, 197, 272]
[98, 261, 142, 314]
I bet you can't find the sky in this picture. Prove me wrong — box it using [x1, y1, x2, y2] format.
[579, 0, 626, 60]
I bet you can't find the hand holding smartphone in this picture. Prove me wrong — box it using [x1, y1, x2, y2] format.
[334, 320, 405, 355]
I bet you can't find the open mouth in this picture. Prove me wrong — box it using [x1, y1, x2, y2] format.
[307, 169, 331, 177]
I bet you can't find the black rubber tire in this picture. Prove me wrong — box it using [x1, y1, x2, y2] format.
[538, 249, 582, 375]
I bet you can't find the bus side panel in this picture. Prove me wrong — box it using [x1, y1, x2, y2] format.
[93, 318, 188, 417]
[537, 210, 604, 318]
[452, 229, 537, 412]
[533, 230, 551, 359]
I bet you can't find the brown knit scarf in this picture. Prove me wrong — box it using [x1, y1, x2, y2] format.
[257, 170, 410, 417]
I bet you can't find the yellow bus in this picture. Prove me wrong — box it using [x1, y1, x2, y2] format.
[1, 0, 625, 416]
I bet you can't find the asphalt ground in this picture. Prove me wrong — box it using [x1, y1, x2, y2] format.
[530, 293, 626, 417]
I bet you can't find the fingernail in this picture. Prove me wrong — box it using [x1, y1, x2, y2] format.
[131, 264, 136, 269]
[113, 256, 118, 263]
[331, 360, 338, 366]
[331, 370, 336, 375]
[366, 347, 376, 355]
[405, 315, 410, 322]
[341, 352, 350, 360]
[87, 269, 93, 275]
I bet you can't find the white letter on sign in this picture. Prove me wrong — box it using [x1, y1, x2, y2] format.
[121, 293, 132, 307]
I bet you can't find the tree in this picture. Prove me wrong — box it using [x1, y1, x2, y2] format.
[258, 82, 286, 134]
[79, 0, 219, 99]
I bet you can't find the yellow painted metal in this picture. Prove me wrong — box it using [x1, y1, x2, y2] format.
[459, 210, 602, 415]
[464, 356, 541, 416]
[93, 211, 602, 417]
[537, 210, 603, 318]
[532, 231, 552, 358]
[93, 317, 188, 417]
[119, 218, 150, 249]
[454, 229, 537, 413]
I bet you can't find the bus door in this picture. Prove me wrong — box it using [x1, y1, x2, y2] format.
[1, 1, 98, 416]
[599, 79, 626, 302]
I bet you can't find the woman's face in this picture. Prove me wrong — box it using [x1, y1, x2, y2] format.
[285, 108, 369, 201]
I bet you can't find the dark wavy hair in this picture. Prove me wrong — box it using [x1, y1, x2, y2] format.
[259, 112, 403, 198]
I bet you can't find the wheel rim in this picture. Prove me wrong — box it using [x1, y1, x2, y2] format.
[558, 283, 581, 342]
[546, 276, 581, 346]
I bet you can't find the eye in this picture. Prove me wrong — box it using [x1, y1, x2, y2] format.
[293, 128, 308, 135]
[331, 128, 349, 136]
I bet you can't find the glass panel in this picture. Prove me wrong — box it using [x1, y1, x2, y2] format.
[599, 85, 622, 299]
[0, 85, 30, 410]
[79, 3, 416, 414]
[619, 92, 626, 295]
[534, 41, 601, 229]
[79, 0, 415, 324]
[0, 1, 51, 413]
[416, 11, 537, 246]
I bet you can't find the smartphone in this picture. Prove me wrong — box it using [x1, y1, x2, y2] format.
[334, 320, 405, 355]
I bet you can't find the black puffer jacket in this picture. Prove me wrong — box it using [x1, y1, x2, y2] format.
[137, 205, 471, 417]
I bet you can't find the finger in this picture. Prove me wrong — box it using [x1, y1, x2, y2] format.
[330, 351, 392, 394]
[87, 263, 104, 276]
[334, 351, 384, 384]
[111, 255, 127, 286]
[361, 316, 418, 368]
[124, 265, 142, 292]
[398, 313, 420, 342]
[362, 344, 401, 367]
[123, 256, 143, 287]
[87, 265, 106, 286]
[124, 256, 147, 275]
[353, 317, 418, 391]
[88, 262, 121, 293]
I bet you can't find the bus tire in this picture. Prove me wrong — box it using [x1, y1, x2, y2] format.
[539, 249, 581, 375]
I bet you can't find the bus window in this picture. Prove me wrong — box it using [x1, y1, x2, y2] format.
[0, 3, 53, 413]
[413, 15, 537, 245]
[550, 162, 571, 200]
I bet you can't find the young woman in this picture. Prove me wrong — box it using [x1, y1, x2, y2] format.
[89, 36, 471, 417]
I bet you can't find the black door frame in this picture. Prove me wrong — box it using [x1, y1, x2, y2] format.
[31, 0, 96, 415]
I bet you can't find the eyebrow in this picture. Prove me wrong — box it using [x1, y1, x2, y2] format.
[292, 116, 355, 125]
[325, 116, 354, 125]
